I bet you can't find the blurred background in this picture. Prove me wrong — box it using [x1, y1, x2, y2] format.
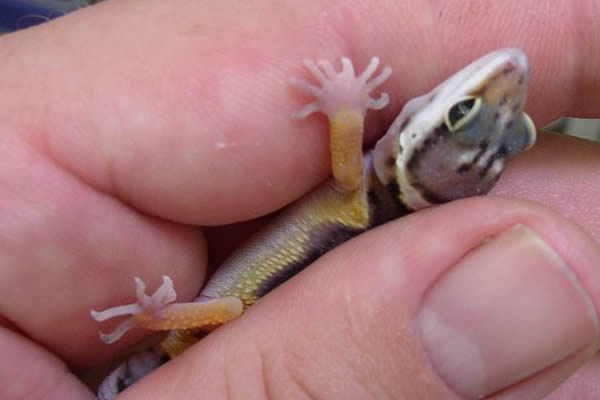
[1, 0, 599, 142]
[0, 0, 99, 32]
[546, 118, 600, 142]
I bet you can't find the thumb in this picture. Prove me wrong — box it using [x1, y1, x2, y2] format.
[120, 197, 600, 399]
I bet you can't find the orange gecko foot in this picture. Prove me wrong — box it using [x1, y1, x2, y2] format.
[91, 276, 243, 344]
[290, 56, 392, 192]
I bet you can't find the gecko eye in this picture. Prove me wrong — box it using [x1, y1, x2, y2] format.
[445, 96, 482, 132]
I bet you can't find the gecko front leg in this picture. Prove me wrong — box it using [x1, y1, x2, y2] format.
[290, 56, 391, 192]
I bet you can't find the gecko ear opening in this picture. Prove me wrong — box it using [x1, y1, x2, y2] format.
[445, 96, 482, 132]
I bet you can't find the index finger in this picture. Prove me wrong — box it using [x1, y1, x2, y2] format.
[0, 0, 597, 225]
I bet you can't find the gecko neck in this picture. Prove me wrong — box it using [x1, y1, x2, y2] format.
[364, 150, 414, 227]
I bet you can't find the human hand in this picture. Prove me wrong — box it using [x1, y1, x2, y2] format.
[0, 0, 599, 399]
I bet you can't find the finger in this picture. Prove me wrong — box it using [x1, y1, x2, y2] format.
[0, 326, 95, 400]
[547, 357, 600, 399]
[0, 0, 597, 224]
[494, 133, 600, 241]
[115, 197, 600, 399]
[0, 138, 207, 365]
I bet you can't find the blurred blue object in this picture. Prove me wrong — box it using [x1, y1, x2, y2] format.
[0, 0, 94, 32]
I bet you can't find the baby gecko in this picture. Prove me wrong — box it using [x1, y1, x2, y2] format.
[92, 48, 536, 399]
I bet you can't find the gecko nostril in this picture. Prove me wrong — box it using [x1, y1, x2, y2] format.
[502, 62, 516, 74]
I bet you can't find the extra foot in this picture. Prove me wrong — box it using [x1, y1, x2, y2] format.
[97, 348, 166, 400]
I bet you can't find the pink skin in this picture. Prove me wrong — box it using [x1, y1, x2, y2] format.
[0, 0, 599, 399]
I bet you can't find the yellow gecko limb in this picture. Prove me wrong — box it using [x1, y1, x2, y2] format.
[91, 276, 243, 344]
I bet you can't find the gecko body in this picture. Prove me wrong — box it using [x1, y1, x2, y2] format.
[92, 49, 536, 399]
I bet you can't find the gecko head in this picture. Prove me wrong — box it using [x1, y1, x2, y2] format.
[374, 48, 536, 210]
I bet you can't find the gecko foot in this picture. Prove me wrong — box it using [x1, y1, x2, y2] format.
[91, 276, 177, 344]
[290, 57, 392, 192]
[91, 276, 243, 344]
[290, 56, 391, 119]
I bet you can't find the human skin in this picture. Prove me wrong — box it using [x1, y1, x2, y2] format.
[0, 0, 599, 399]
